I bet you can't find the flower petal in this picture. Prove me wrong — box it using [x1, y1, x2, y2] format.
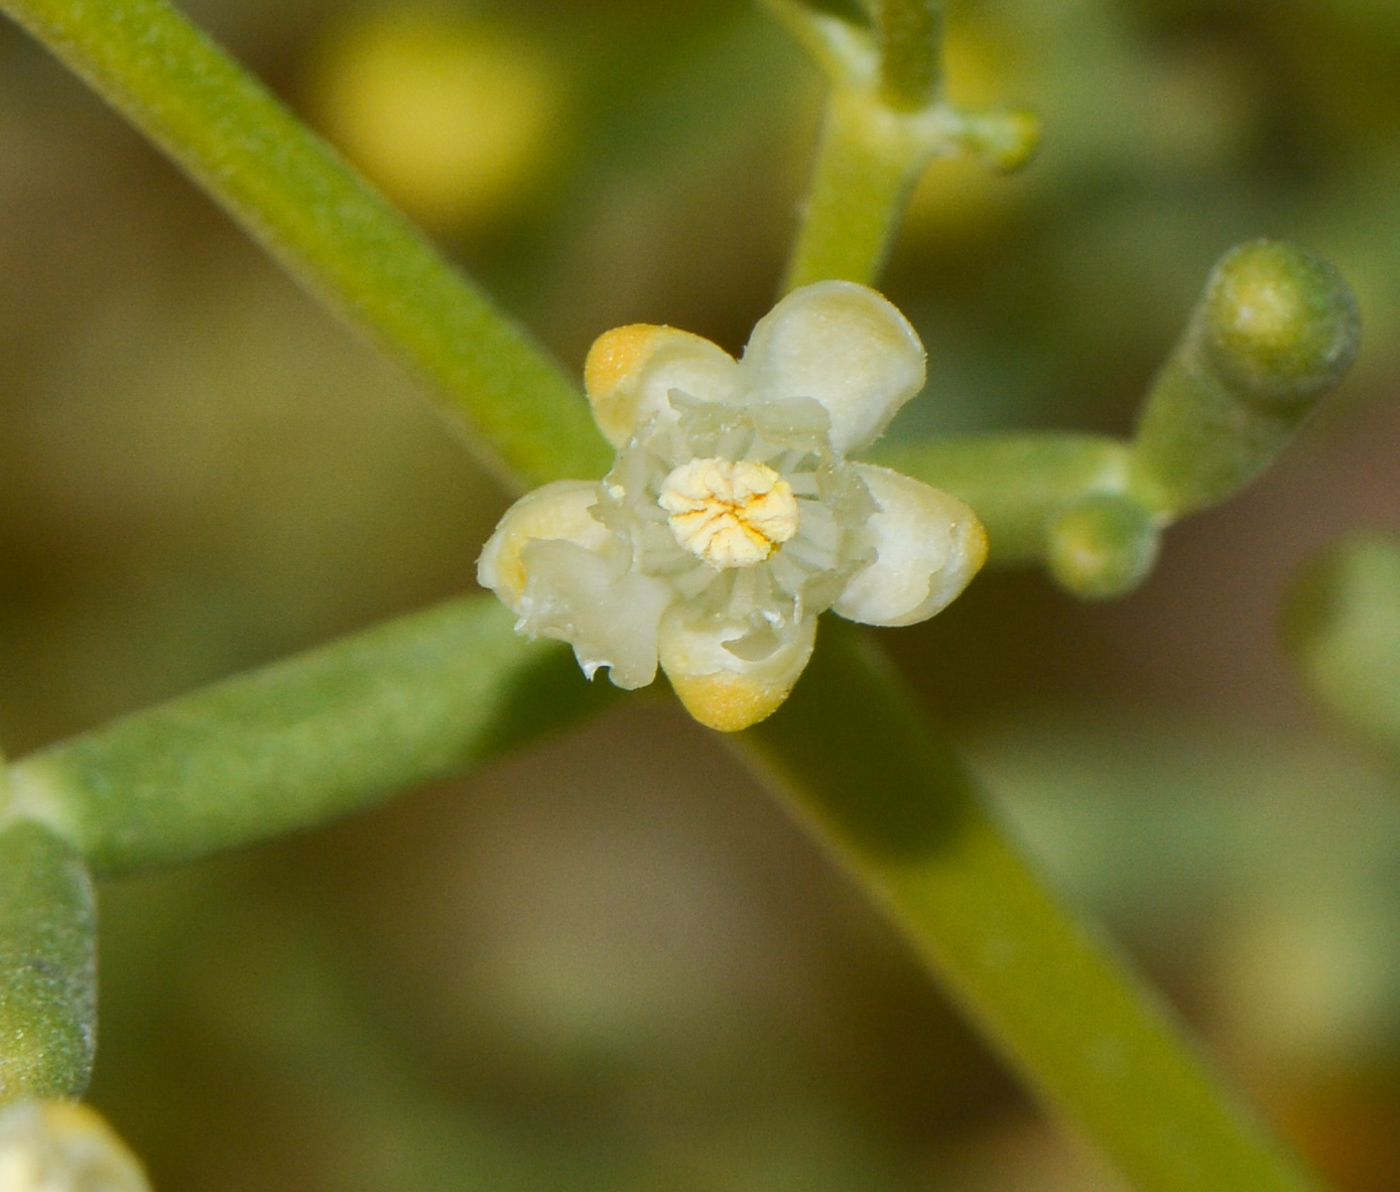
[657, 609, 817, 731]
[584, 324, 740, 448]
[832, 464, 987, 627]
[741, 281, 925, 453]
[517, 539, 672, 688]
[477, 480, 612, 608]
[477, 480, 672, 687]
[0, 1101, 149, 1192]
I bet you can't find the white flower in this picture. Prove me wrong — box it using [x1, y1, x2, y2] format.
[0, 1101, 150, 1192]
[478, 281, 986, 731]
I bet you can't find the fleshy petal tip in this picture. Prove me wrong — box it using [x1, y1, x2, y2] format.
[584, 324, 665, 402]
[669, 671, 796, 732]
[584, 324, 739, 448]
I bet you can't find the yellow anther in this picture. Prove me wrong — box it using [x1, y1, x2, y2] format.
[658, 458, 799, 569]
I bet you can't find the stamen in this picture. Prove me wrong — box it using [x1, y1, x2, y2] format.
[658, 458, 800, 569]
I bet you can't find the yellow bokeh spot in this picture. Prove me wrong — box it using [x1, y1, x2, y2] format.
[905, 154, 1006, 238]
[310, 6, 562, 231]
[942, 20, 1010, 109]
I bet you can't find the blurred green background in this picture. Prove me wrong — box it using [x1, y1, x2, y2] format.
[3, 0, 1400, 1187]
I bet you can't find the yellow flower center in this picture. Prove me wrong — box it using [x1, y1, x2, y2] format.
[658, 458, 800, 569]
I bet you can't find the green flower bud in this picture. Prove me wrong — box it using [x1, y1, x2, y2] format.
[962, 107, 1041, 173]
[1202, 240, 1361, 407]
[1130, 240, 1360, 517]
[1047, 494, 1160, 600]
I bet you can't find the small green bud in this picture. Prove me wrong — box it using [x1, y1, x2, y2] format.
[1129, 239, 1360, 516]
[0, 1101, 149, 1192]
[963, 107, 1041, 173]
[1046, 494, 1159, 600]
[878, 0, 943, 111]
[1202, 240, 1360, 407]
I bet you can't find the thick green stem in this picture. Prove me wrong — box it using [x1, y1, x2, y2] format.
[877, 0, 942, 110]
[0, 820, 95, 1100]
[784, 87, 936, 291]
[739, 624, 1324, 1192]
[0, 0, 609, 491]
[8, 598, 615, 877]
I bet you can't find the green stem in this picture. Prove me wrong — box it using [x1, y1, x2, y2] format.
[739, 623, 1324, 1192]
[774, 0, 1036, 291]
[0, 819, 95, 1101]
[8, 597, 615, 877]
[876, 0, 942, 110]
[0, 0, 609, 491]
[868, 432, 1135, 564]
[784, 86, 939, 291]
[869, 433, 1161, 598]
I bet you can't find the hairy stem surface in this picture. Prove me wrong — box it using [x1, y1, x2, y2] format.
[10, 599, 614, 877]
[0, 820, 95, 1100]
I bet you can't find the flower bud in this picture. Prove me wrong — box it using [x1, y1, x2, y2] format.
[1202, 240, 1360, 407]
[1130, 240, 1360, 516]
[1047, 494, 1159, 600]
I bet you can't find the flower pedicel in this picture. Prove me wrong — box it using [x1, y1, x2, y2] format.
[479, 280, 987, 731]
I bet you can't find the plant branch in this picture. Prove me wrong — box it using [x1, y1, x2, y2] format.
[784, 86, 948, 292]
[0, 819, 95, 1100]
[1129, 240, 1360, 517]
[876, 0, 942, 110]
[869, 432, 1134, 564]
[770, 0, 1037, 292]
[8, 598, 616, 877]
[871, 241, 1359, 598]
[737, 623, 1325, 1192]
